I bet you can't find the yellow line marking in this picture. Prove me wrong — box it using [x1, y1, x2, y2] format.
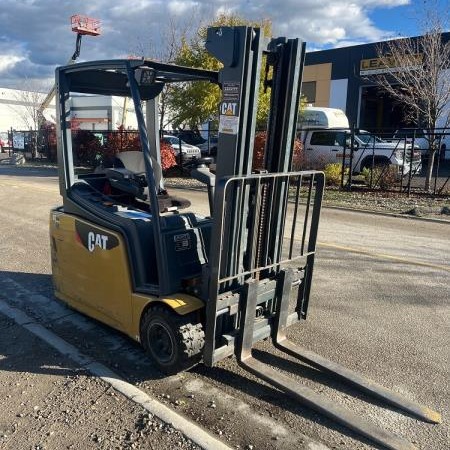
[318, 242, 450, 273]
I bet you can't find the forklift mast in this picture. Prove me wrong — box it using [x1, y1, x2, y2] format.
[201, 27, 440, 450]
[202, 27, 322, 366]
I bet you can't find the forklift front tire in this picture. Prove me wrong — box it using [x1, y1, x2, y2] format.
[140, 305, 205, 375]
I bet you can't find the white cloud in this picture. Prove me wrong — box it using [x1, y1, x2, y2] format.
[167, 1, 200, 15]
[0, 55, 25, 72]
[0, 0, 414, 87]
[360, 0, 409, 6]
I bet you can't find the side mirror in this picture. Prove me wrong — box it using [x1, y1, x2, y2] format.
[346, 138, 358, 150]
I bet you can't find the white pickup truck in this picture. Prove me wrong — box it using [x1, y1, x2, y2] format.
[298, 107, 422, 175]
[301, 128, 422, 175]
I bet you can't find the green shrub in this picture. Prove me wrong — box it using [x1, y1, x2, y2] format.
[323, 163, 347, 186]
[362, 165, 397, 189]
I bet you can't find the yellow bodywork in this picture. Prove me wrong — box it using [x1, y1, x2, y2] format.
[50, 210, 204, 342]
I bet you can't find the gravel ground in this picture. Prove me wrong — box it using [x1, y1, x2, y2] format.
[0, 159, 449, 450]
[0, 313, 200, 450]
[0, 160, 447, 450]
[164, 177, 450, 220]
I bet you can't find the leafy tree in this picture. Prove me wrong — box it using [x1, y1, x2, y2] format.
[103, 127, 177, 171]
[253, 131, 304, 170]
[167, 14, 273, 130]
[368, 5, 450, 191]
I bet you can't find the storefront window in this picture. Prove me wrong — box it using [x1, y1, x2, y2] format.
[302, 81, 316, 104]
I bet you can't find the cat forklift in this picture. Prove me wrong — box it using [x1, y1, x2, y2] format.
[50, 26, 440, 450]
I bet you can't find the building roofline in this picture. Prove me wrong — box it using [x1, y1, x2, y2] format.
[306, 30, 450, 55]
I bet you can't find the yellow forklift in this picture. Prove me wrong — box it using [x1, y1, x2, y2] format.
[50, 26, 440, 450]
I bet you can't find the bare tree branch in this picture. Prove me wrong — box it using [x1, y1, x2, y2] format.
[131, 11, 201, 130]
[9, 79, 51, 131]
[366, 5, 449, 190]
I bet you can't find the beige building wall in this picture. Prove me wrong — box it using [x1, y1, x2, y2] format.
[303, 63, 331, 107]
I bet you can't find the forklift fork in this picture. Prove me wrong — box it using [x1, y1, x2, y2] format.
[236, 272, 441, 450]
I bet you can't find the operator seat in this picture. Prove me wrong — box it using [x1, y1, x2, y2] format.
[115, 151, 190, 212]
[116, 151, 162, 189]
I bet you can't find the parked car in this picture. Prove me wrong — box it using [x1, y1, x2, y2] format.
[197, 136, 218, 156]
[161, 135, 201, 163]
[174, 130, 206, 146]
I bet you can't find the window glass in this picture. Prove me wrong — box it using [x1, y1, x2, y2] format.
[396, 129, 425, 139]
[356, 133, 384, 145]
[310, 131, 338, 146]
[301, 81, 316, 104]
[335, 132, 346, 146]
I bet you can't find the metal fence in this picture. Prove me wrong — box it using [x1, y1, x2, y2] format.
[3, 126, 449, 196]
[296, 126, 450, 196]
[1, 128, 56, 160]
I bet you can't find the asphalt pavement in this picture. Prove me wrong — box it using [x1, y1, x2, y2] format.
[0, 164, 448, 450]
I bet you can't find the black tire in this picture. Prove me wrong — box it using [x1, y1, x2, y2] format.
[140, 305, 204, 375]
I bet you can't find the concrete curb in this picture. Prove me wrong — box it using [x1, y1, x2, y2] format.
[0, 301, 232, 450]
[321, 204, 450, 225]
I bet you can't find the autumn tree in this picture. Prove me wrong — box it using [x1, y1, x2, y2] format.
[368, 6, 450, 191]
[166, 13, 273, 130]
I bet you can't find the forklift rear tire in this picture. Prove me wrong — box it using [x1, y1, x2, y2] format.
[140, 305, 205, 375]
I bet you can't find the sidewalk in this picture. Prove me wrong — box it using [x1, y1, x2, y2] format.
[0, 312, 199, 450]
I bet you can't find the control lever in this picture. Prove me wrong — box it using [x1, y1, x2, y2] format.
[188, 158, 216, 215]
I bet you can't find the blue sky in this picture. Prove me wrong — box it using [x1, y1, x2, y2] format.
[368, 0, 428, 40]
[0, 0, 447, 88]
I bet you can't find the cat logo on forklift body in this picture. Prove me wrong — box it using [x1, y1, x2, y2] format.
[88, 232, 108, 252]
[75, 220, 119, 252]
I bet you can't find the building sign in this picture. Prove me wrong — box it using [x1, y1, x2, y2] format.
[360, 54, 423, 75]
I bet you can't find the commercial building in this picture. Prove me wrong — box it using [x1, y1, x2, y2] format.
[303, 32, 450, 130]
[0, 88, 53, 131]
[0, 88, 136, 133]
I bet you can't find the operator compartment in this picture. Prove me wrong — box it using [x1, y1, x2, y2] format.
[70, 172, 212, 292]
